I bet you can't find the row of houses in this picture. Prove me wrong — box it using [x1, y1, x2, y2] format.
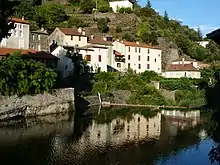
[0, 17, 207, 79]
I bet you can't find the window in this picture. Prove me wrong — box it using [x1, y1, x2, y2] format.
[79, 36, 81, 41]
[19, 30, 23, 37]
[65, 65, 68, 70]
[147, 56, 150, 61]
[14, 29, 17, 36]
[147, 64, 150, 69]
[128, 47, 130, 52]
[128, 55, 130, 60]
[148, 49, 150, 54]
[71, 35, 73, 40]
[98, 55, 101, 62]
[139, 48, 141, 53]
[38, 35, 41, 41]
[138, 64, 141, 69]
[19, 24, 22, 29]
[138, 55, 141, 61]
[135, 47, 137, 52]
[128, 63, 131, 68]
[158, 54, 160, 57]
[86, 55, 91, 61]
[117, 63, 121, 68]
[155, 58, 156, 62]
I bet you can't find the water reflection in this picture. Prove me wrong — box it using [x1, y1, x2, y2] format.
[0, 108, 215, 165]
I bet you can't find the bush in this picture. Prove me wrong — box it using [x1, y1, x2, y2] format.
[115, 25, 122, 33]
[118, 7, 125, 13]
[98, 6, 110, 13]
[124, 7, 133, 13]
[68, 16, 89, 27]
[160, 78, 195, 90]
[97, 18, 109, 33]
[0, 54, 57, 96]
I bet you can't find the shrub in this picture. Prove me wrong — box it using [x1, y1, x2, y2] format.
[160, 78, 195, 90]
[97, 18, 109, 33]
[0, 54, 57, 96]
[98, 6, 109, 13]
[118, 7, 125, 13]
[124, 7, 133, 13]
[115, 25, 122, 33]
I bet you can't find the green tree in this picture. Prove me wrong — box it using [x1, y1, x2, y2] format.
[163, 10, 169, 23]
[80, 0, 95, 14]
[115, 25, 122, 33]
[68, 16, 88, 28]
[197, 27, 203, 40]
[0, 53, 57, 96]
[97, 18, 109, 33]
[0, 0, 19, 42]
[146, 0, 152, 8]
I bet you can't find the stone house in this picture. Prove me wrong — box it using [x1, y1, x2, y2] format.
[0, 17, 30, 49]
[112, 41, 162, 73]
[29, 28, 49, 51]
[48, 27, 88, 48]
[163, 63, 201, 79]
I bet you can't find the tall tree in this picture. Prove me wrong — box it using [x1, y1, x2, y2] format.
[163, 10, 169, 23]
[0, 0, 19, 42]
[146, 0, 152, 8]
[197, 26, 203, 40]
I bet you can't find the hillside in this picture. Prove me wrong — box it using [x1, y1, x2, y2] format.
[11, 0, 220, 68]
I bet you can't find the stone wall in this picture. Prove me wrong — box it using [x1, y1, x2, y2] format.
[0, 88, 75, 120]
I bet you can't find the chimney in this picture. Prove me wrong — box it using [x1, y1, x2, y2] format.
[182, 58, 185, 65]
[82, 30, 86, 35]
[78, 27, 82, 33]
[91, 35, 94, 39]
[22, 16, 24, 20]
[136, 41, 139, 44]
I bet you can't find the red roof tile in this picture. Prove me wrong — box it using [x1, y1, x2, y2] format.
[0, 47, 58, 60]
[89, 35, 113, 46]
[114, 50, 124, 56]
[59, 28, 85, 36]
[10, 18, 29, 24]
[121, 41, 161, 50]
[166, 64, 198, 71]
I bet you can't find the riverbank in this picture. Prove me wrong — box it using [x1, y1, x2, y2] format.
[0, 88, 75, 121]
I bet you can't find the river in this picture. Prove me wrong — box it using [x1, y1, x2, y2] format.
[0, 107, 218, 165]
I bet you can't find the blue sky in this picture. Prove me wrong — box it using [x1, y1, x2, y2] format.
[138, 0, 220, 36]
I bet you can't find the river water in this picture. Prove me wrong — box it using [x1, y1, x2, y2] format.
[0, 107, 218, 165]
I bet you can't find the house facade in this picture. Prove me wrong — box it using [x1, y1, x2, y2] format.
[48, 27, 88, 48]
[0, 18, 30, 49]
[163, 63, 201, 79]
[109, 0, 133, 12]
[113, 41, 162, 73]
[30, 28, 49, 51]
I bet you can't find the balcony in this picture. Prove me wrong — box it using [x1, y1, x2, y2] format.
[114, 50, 125, 63]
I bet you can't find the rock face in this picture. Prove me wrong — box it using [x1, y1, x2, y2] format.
[0, 88, 75, 121]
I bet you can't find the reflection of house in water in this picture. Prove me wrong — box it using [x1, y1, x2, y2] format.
[161, 110, 200, 130]
[80, 113, 161, 146]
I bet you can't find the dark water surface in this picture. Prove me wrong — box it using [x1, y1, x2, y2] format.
[0, 108, 218, 165]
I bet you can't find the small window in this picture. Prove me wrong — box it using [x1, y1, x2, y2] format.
[79, 36, 81, 41]
[14, 30, 17, 36]
[128, 55, 130, 60]
[117, 63, 121, 68]
[147, 56, 150, 61]
[19, 30, 23, 37]
[128, 63, 131, 68]
[38, 35, 40, 41]
[86, 55, 91, 61]
[147, 64, 150, 69]
[128, 47, 130, 52]
[138, 64, 141, 69]
[19, 24, 22, 29]
[158, 54, 160, 57]
[155, 58, 156, 62]
[135, 47, 137, 52]
[138, 55, 141, 61]
[148, 49, 150, 54]
[98, 55, 101, 62]
[139, 48, 141, 53]
[71, 35, 73, 40]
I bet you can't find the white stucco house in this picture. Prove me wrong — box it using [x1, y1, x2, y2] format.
[109, 0, 133, 12]
[163, 63, 201, 79]
[0, 17, 30, 49]
[112, 41, 162, 73]
[172, 56, 198, 69]
[198, 41, 209, 48]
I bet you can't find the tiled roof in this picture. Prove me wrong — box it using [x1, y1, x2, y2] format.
[89, 36, 113, 46]
[10, 18, 29, 24]
[172, 56, 194, 62]
[166, 64, 198, 71]
[113, 50, 124, 56]
[0, 47, 58, 60]
[59, 28, 85, 36]
[121, 41, 161, 50]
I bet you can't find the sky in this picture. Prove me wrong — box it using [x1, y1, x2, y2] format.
[138, 0, 220, 36]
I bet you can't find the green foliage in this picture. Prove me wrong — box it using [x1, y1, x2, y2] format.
[118, 7, 125, 13]
[163, 10, 169, 23]
[122, 32, 135, 41]
[80, 0, 95, 14]
[98, 6, 112, 13]
[0, 54, 57, 96]
[115, 25, 122, 33]
[146, 0, 152, 8]
[68, 16, 89, 27]
[97, 18, 109, 33]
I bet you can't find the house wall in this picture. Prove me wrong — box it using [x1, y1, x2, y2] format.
[163, 71, 201, 79]
[51, 46, 73, 79]
[29, 32, 49, 51]
[0, 22, 30, 49]
[48, 28, 65, 46]
[109, 0, 133, 12]
[198, 41, 209, 48]
[113, 41, 162, 73]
